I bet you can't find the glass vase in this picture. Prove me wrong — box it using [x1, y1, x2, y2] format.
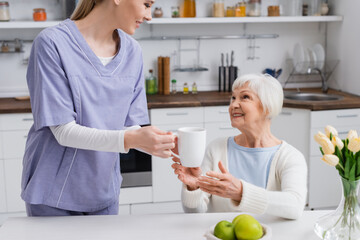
[314, 177, 360, 240]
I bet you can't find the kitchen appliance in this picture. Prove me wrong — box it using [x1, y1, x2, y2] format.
[61, 0, 77, 19]
[120, 125, 152, 188]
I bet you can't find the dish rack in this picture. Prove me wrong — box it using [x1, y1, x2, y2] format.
[283, 59, 339, 89]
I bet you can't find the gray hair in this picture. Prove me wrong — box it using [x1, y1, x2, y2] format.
[232, 74, 284, 118]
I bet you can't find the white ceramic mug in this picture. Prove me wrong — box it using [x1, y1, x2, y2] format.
[172, 127, 206, 168]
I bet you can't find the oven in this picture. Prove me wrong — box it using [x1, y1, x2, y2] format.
[120, 143, 152, 188]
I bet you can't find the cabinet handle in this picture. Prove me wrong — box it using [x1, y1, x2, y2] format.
[280, 112, 293, 116]
[24, 135, 28, 138]
[338, 131, 348, 135]
[218, 111, 228, 114]
[22, 118, 34, 121]
[336, 114, 358, 118]
[166, 112, 188, 116]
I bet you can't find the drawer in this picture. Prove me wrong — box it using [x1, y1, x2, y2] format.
[119, 186, 153, 205]
[2, 130, 29, 159]
[311, 109, 360, 128]
[4, 159, 25, 212]
[150, 107, 204, 125]
[130, 201, 183, 215]
[310, 126, 360, 156]
[0, 113, 34, 131]
[204, 106, 230, 123]
[205, 122, 239, 145]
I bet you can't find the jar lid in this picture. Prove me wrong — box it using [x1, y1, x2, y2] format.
[0, 2, 9, 6]
[249, 0, 261, 3]
[33, 8, 46, 12]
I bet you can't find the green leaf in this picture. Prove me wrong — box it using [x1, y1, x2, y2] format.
[336, 165, 345, 178]
[319, 147, 324, 155]
[345, 154, 351, 179]
[335, 146, 344, 166]
[350, 164, 356, 181]
[357, 155, 360, 177]
[330, 132, 333, 141]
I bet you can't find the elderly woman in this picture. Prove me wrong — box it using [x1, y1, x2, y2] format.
[171, 74, 307, 220]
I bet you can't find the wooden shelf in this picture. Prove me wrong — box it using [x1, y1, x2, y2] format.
[147, 16, 343, 24]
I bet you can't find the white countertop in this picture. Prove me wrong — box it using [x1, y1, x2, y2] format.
[0, 210, 328, 240]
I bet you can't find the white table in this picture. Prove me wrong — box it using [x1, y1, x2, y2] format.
[0, 210, 329, 240]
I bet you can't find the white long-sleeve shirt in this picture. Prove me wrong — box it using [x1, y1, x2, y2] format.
[181, 137, 308, 220]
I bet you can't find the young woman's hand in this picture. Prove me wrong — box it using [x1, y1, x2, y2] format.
[197, 161, 243, 202]
[124, 126, 175, 158]
[171, 140, 202, 191]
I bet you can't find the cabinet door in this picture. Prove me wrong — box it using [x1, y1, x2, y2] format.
[308, 156, 342, 209]
[150, 107, 204, 125]
[0, 113, 33, 131]
[4, 159, 25, 212]
[271, 108, 311, 162]
[204, 122, 239, 145]
[152, 123, 203, 203]
[0, 160, 6, 213]
[2, 130, 28, 159]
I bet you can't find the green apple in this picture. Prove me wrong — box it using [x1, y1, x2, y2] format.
[213, 220, 237, 240]
[232, 214, 263, 240]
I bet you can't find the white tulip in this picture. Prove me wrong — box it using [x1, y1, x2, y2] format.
[321, 154, 339, 167]
[325, 125, 338, 138]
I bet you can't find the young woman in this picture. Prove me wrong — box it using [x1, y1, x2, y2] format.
[172, 74, 307, 220]
[21, 0, 175, 216]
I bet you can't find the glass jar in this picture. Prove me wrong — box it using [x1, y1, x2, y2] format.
[171, 79, 177, 94]
[0, 2, 10, 21]
[171, 6, 180, 18]
[183, 82, 189, 94]
[33, 8, 47, 21]
[235, 2, 246, 17]
[212, 0, 224, 17]
[153, 7, 163, 18]
[181, 0, 196, 18]
[145, 69, 157, 95]
[248, 0, 261, 17]
[226, 6, 235, 17]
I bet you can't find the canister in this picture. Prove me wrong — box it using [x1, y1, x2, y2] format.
[212, 0, 224, 17]
[0, 2, 10, 21]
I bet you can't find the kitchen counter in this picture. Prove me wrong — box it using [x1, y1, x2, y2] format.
[0, 210, 329, 240]
[1, 88, 360, 113]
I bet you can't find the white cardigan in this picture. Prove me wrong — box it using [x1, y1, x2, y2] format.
[181, 137, 308, 220]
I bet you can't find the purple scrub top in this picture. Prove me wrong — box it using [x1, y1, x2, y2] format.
[21, 19, 149, 212]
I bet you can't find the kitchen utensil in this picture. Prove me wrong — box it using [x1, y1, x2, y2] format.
[293, 43, 306, 73]
[228, 50, 238, 92]
[275, 68, 282, 78]
[219, 53, 225, 92]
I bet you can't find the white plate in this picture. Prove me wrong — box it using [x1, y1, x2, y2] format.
[293, 43, 306, 73]
[312, 43, 325, 70]
[204, 223, 272, 240]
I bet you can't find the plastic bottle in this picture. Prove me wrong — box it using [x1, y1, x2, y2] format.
[146, 69, 157, 95]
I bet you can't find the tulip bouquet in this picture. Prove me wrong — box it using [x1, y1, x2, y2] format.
[314, 125, 360, 239]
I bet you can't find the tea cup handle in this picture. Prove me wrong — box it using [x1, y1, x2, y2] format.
[170, 132, 180, 159]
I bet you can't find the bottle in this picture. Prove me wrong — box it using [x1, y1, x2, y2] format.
[0, 2, 10, 21]
[192, 82, 198, 94]
[183, 82, 189, 94]
[212, 0, 224, 17]
[146, 69, 157, 95]
[181, 0, 196, 18]
[235, 2, 246, 17]
[171, 79, 177, 94]
[248, 0, 261, 17]
[33, 8, 47, 21]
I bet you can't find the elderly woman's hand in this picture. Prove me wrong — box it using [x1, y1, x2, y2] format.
[171, 139, 202, 190]
[198, 161, 243, 202]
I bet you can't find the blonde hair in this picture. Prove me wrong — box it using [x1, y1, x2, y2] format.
[232, 74, 284, 119]
[71, 0, 103, 21]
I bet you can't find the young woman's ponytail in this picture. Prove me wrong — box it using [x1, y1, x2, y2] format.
[71, 0, 101, 21]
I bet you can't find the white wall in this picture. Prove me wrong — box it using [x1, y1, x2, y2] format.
[0, 0, 328, 97]
[327, 0, 360, 95]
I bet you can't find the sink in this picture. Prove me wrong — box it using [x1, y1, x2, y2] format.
[284, 92, 344, 101]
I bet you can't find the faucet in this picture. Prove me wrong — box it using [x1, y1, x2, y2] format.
[308, 68, 328, 93]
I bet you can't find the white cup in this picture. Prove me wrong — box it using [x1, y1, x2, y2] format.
[172, 127, 206, 168]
